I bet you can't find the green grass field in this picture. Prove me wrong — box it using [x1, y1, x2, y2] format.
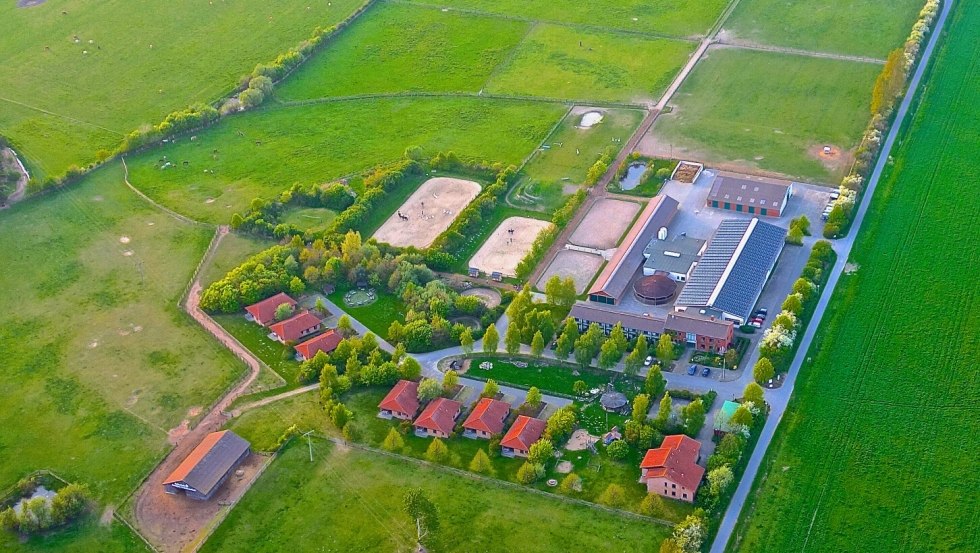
[467, 357, 621, 397]
[327, 284, 407, 337]
[203, 437, 671, 552]
[486, 24, 695, 104]
[0, 513, 149, 553]
[729, 5, 980, 551]
[401, 0, 730, 38]
[650, 47, 880, 183]
[277, 2, 529, 99]
[0, 0, 364, 179]
[0, 162, 243, 503]
[199, 232, 274, 287]
[125, 97, 565, 223]
[278, 206, 338, 233]
[723, 0, 923, 58]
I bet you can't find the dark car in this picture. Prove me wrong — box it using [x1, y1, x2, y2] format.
[701, 367, 711, 377]
[687, 364, 697, 375]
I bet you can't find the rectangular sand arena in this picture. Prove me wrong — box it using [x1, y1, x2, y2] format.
[568, 198, 641, 250]
[372, 177, 482, 248]
[536, 249, 605, 294]
[469, 217, 555, 278]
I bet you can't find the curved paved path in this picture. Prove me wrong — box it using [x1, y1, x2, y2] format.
[710, 1, 955, 550]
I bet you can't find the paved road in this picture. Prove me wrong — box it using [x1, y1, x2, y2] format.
[709, 1, 955, 550]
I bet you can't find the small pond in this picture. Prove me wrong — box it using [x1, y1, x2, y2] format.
[618, 163, 648, 190]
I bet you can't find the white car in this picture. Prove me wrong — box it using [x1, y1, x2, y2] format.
[644, 356, 653, 366]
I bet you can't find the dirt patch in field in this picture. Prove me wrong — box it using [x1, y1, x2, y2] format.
[17, 0, 47, 7]
[469, 217, 554, 278]
[372, 177, 481, 248]
[536, 250, 604, 294]
[808, 143, 853, 175]
[461, 287, 501, 308]
[569, 198, 640, 249]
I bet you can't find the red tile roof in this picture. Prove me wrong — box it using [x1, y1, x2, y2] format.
[163, 431, 250, 494]
[295, 329, 342, 359]
[640, 434, 704, 491]
[379, 380, 420, 417]
[500, 415, 546, 452]
[244, 292, 296, 326]
[414, 398, 461, 435]
[463, 398, 510, 435]
[269, 311, 321, 342]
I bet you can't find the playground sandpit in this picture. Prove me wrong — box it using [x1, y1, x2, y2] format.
[564, 429, 598, 451]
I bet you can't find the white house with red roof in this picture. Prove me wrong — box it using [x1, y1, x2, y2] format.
[462, 397, 510, 439]
[500, 416, 546, 458]
[269, 311, 321, 343]
[639, 434, 705, 503]
[378, 380, 420, 421]
[413, 397, 461, 438]
[244, 292, 297, 326]
[294, 329, 342, 361]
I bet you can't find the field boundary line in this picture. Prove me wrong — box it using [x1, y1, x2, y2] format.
[276, 90, 644, 109]
[313, 433, 676, 527]
[120, 157, 210, 227]
[710, 0, 956, 550]
[385, 0, 703, 43]
[479, 21, 539, 95]
[708, 0, 743, 37]
[0, 96, 125, 136]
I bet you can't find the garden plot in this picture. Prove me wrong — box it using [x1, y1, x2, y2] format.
[469, 217, 554, 277]
[372, 177, 481, 248]
[568, 198, 640, 249]
[642, 47, 879, 183]
[536, 250, 604, 294]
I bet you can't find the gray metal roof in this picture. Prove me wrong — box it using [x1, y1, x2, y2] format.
[707, 174, 791, 210]
[164, 430, 250, 496]
[675, 219, 786, 321]
[643, 235, 706, 275]
[570, 302, 666, 334]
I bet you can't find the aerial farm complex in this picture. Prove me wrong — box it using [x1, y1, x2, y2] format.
[1, 1, 974, 553]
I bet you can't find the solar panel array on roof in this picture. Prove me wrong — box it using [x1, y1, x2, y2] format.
[675, 219, 751, 307]
[712, 220, 786, 320]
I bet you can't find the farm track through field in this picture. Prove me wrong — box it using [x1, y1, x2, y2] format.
[122, 157, 207, 227]
[276, 89, 646, 109]
[711, 0, 957, 550]
[0, 95, 126, 136]
[712, 40, 887, 64]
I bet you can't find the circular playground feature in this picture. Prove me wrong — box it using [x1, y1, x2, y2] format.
[578, 111, 604, 128]
[343, 288, 377, 308]
[461, 287, 501, 308]
[633, 274, 678, 305]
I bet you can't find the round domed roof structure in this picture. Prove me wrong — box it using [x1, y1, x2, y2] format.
[600, 391, 628, 412]
[633, 274, 678, 305]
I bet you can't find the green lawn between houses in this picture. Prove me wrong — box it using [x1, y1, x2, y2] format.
[0, 0, 365, 180]
[728, 4, 980, 551]
[201, 437, 672, 553]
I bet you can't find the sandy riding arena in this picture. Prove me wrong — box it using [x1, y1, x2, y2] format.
[537, 250, 604, 293]
[469, 217, 554, 278]
[569, 198, 640, 250]
[372, 177, 481, 248]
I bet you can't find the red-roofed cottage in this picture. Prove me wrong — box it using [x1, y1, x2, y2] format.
[500, 416, 546, 458]
[639, 434, 704, 503]
[462, 397, 510, 439]
[269, 311, 321, 343]
[378, 380, 420, 421]
[294, 329, 342, 361]
[413, 397, 461, 438]
[244, 292, 297, 327]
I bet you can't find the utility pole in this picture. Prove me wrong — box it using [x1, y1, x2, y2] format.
[301, 430, 314, 462]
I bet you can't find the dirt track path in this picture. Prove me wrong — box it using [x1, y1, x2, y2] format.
[1, 147, 29, 206]
[133, 225, 267, 553]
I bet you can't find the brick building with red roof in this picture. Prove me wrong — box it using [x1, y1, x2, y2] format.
[462, 397, 510, 439]
[244, 292, 297, 326]
[639, 434, 704, 503]
[413, 397, 462, 438]
[378, 380, 420, 421]
[294, 329, 342, 361]
[269, 311, 321, 343]
[500, 415, 546, 458]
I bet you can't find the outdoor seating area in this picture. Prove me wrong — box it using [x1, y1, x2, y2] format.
[343, 287, 377, 307]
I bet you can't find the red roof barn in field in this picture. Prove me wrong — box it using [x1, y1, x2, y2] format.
[378, 380, 420, 421]
[244, 292, 297, 326]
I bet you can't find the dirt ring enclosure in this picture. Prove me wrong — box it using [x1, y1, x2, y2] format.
[537, 250, 604, 294]
[372, 177, 481, 248]
[568, 198, 640, 250]
[461, 287, 501, 308]
[469, 217, 554, 278]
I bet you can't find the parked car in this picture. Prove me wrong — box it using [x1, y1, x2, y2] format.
[701, 367, 711, 377]
[750, 319, 763, 328]
[756, 308, 768, 317]
[687, 364, 698, 375]
[644, 355, 653, 367]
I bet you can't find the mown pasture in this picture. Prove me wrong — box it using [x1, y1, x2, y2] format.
[485, 24, 696, 104]
[647, 47, 880, 183]
[401, 0, 730, 37]
[126, 97, 566, 223]
[202, 437, 671, 552]
[723, 0, 923, 58]
[0, 0, 364, 179]
[0, 162, 243, 502]
[276, 2, 528, 99]
[0, 512, 149, 552]
[729, 5, 980, 551]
